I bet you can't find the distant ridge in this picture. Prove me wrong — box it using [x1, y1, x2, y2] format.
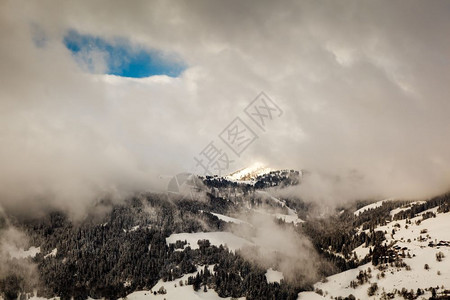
[225, 162, 273, 181]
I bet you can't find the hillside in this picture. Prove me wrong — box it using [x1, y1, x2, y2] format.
[1, 172, 449, 300]
[299, 197, 450, 299]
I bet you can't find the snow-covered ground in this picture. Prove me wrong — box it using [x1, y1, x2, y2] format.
[354, 198, 395, 216]
[25, 296, 59, 300]
[389, 201, 426, 216]
[166, 231, 253, 251]
[44, 248, 57, 259]
[297, 291, 326, 299]
[273, 213, 304, 225]
[123, 265, 244, 300]
[299, 208, 450, 299]
[351, 243, 371, 261]
[265, 268, 284, 283]
[0, 292, 60, 300]
[209, 212, 249, 225]
[226, 162, 272, 182]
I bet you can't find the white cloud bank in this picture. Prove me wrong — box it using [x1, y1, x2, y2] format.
[1, 0, 450, 217]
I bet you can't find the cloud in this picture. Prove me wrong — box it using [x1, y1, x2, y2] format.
[0, 214, 39, 287]
[233, 212, 324, 284]
[1, 0, 450, 218]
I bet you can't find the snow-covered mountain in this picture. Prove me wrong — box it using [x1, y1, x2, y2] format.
[2, 170, 449, 300]
[225, 162, 273, 182]
[300, 200, 450, 300]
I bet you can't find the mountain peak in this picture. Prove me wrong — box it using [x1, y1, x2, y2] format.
[226, 162, 273, 181]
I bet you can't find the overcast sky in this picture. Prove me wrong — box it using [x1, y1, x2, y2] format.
[1, 0, 450, 216]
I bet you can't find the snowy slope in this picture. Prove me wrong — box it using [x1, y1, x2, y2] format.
[44, 248, 57, 259]
[166, 231, 253, 251]
[299, 208, 450, 299]
[354, 198, 395, 216]
[389, 201, 426, 216]
[274, 213, 304, 225]
[209, 212, 249, 225]
[123, 265, 244, 300]
[226, 162, 272, 182]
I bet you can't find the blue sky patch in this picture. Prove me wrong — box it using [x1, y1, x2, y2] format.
[63, 30, 186, 78]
